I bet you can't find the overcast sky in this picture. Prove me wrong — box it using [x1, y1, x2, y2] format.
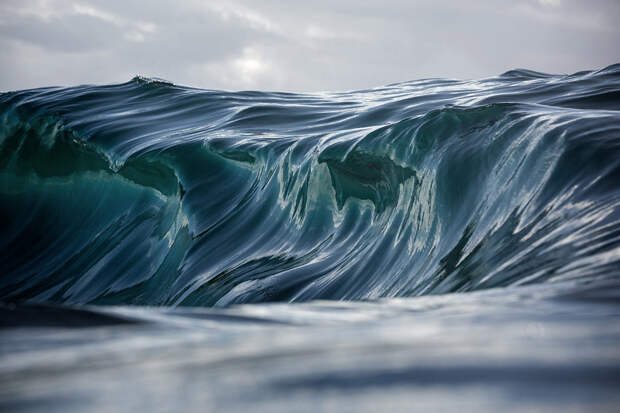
[1, 0, 619, 92]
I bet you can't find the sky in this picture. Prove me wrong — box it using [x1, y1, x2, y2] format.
[1, 0, 619, 92]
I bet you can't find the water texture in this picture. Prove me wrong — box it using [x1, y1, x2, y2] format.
[1, 65, 620, 412]
[2, 65, 620, 306]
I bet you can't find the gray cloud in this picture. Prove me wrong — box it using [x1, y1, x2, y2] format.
[1, 0, 619, 92]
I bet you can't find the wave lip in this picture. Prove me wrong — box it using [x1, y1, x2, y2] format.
[1, 64, 620, 306]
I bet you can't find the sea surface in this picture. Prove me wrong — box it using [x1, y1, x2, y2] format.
[1, 65, 620, 411]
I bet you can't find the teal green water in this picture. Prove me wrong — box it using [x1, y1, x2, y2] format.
[2, 66, 620, 305]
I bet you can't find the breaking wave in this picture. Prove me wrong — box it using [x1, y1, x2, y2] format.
[2, 64, 620, 306]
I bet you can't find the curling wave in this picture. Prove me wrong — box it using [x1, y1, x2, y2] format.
[2, 64, 620, 306]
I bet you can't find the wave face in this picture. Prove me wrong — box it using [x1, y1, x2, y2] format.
[2, 66, 620, 306]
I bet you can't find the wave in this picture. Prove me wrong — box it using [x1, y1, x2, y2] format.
[1, 65, 620, 306]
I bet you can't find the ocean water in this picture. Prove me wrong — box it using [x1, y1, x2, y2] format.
[1, 65, 620, 411]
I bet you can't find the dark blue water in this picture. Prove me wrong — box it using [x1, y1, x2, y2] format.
[1, 65, 620, 412]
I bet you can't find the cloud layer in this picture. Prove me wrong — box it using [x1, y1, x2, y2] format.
[1, 0, 619, 92]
